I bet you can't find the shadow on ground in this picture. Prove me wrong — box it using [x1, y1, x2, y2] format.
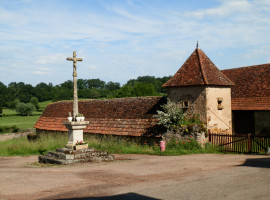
[239, 157, 270, 168]
[56, 193, 160, 200]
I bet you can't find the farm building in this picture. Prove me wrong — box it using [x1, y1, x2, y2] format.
[34, 47, 270, 136]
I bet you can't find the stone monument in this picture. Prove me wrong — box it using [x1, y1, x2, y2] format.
[63, 51, 89, 149]
[38, 51, 114, 164]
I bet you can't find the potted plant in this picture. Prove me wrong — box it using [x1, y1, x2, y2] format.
[74, 140, 88, 150]
[76, 113, 85, 122]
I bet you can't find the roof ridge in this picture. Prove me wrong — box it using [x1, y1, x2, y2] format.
[222, 63, 270, 71]
[196, 48, 208, 84]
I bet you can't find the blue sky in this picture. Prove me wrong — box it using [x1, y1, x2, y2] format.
[0, 0, 270, 86]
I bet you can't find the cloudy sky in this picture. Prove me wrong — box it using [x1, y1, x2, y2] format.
[0, 0, 270, 86]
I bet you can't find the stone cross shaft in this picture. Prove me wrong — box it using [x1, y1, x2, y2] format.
[67, 51, 83, 119]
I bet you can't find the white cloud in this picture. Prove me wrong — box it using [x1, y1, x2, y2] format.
[35, 54, 66, 65]
[0, 0, 270, 86]
[32, 67, 50, 75]
[186, 0, 252, 19]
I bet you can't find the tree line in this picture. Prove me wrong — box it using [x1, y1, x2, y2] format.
[0, 76, 171, 110]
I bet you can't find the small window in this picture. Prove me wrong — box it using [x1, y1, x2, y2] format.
[182, 100, 190, 108]
[217, 97, 224, 110]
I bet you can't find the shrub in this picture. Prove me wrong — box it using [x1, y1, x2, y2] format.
[0, 125, 20, 133]
[153, 100, 184, 130]
[16, 102, 36, 116]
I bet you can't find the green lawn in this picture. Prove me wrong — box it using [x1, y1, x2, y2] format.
[0, 100, 52, 131]
[0, 114, 41, 130]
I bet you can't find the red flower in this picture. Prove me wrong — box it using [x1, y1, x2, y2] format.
[190, 135, 192, 138]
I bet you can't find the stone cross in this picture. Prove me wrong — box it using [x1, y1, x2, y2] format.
[67, 51, 83, 120]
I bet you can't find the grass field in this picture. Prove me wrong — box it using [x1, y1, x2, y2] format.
[0, 100, 52, 131]
[0, 134, 220, 156]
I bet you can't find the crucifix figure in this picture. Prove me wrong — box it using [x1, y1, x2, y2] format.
[67, 51, 83, 120]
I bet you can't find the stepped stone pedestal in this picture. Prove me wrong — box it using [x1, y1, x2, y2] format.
[38, 148, 114, 165]
[38, 120, 114, 165]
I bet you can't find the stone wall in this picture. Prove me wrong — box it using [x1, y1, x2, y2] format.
[167, 86, 207, 123]
[0, 129, 35, 142]
[255, 111, 270, 134]
[206, 86, 232, 134]
[162, 125, 207, 145]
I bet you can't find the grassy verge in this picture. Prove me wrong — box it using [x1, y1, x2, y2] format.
[0, 134, 67, 156]
[0, 134, 221, 156]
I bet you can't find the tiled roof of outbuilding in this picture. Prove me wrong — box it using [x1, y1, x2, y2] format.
[163, 48, 234, 87]
[222, 64, 270, 98]
[34, 97, 166, 137]
[231, 97, 270, 110]
[222, 64, 270, 111]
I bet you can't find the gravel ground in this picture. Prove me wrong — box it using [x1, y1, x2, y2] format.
[0, 154, 269, 200]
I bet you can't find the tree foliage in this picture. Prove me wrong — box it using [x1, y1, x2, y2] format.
[16, 102, 36, 116]
[0, 75, 171, 105]
[30, 97, 40, 110]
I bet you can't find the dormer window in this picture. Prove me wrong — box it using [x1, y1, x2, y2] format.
[217, 97, 224, 110]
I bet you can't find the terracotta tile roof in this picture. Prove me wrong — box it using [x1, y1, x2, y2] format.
[231, 97, 270, 110]
[163, 48, 234, 87]
[34, 97, 166, 137]
[222, 64, 270, 98]
[40, 96, 166, 119]
[35, 117, 161, 137]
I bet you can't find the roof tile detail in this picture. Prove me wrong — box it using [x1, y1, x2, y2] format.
[41, 96, 166, 119]
[34, 117, 163, 137]
[222, 64, 270, 98]
[231, 97, 270, 110]
[163, 48, 234, 87]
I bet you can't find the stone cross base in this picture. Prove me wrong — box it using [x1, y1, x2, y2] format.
[38, 148, 114, 165]
[63, 121, 89, 149]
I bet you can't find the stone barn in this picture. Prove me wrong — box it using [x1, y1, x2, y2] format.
[34, 47, 270, 136]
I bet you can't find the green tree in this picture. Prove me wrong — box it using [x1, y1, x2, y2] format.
[106, 81, 121, 91]
[78, 88, 100, 99]
[35, 82, 53, 102]
[77, 79, 87, 90]
[60, 80, 73, 90]
[87, 79, 106, 89]
[30, 97, 40, 110]
[114, 85, 133, 98]
[132, 82, 158, 97]
[16, 102, 36, 116]
[52, 87, 72, 102]
[0, 82, 7, 107]
[12, 99, 21, 109]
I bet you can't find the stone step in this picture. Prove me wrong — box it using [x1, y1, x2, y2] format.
[56, 147, 96, 154]
[38, 148, 114, 165]
[38, 155, 70, 165]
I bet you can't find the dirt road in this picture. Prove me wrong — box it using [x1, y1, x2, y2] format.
[0, 154, 269, 200]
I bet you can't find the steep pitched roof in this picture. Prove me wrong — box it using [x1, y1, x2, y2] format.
[34, 97, 166, 137]
[163, 48, 234, 87]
